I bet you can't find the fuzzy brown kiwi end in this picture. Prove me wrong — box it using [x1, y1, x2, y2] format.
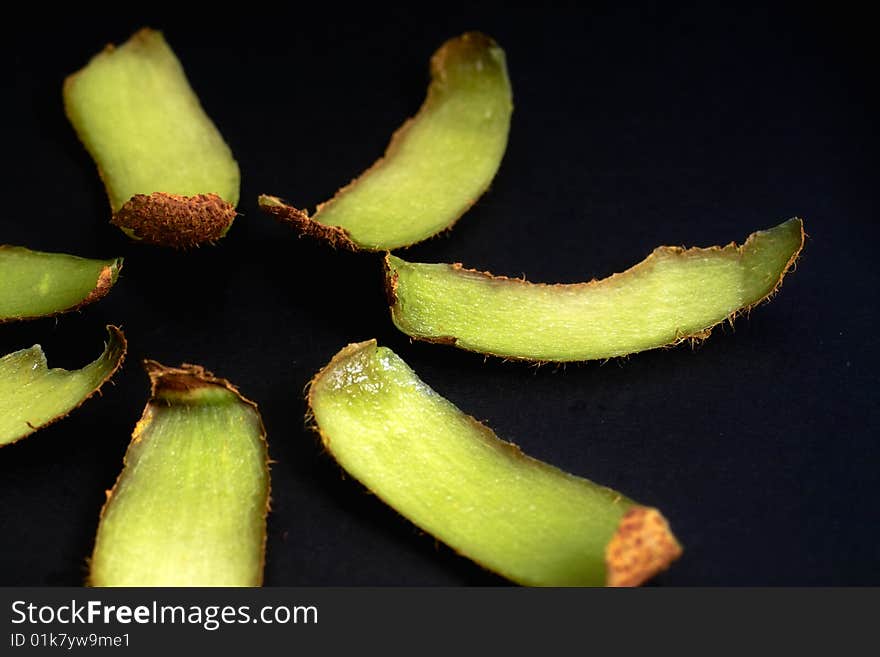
[605, 507, 683, 586]
[112, 192, 236, 248]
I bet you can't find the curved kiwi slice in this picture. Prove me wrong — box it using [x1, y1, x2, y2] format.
[0, 326, 126, 446]
[308, 340, 681, 586]
[259, 32, 513, 251]
[385, 218, 804, 362]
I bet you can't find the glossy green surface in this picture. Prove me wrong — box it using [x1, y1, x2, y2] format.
[0, 246, 121, 321]
[388, 218, 804, 361]
[310, 340, 640, 586]
[90, 364, 268, 586]
[64, 28, 239, 212]
[0, 327, 126, 446]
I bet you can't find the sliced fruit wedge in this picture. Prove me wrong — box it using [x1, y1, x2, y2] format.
[0, 246, 121, 322]
[89, 361, 269, 586]
[64, 28, 240, 248]
[309, 340, 681, 586]
[385, 218, 805, 361]
[0, 326, 126, 446]
[259, 32, 513, 251]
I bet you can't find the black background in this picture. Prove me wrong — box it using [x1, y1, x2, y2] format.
[1, 4, 876, 586]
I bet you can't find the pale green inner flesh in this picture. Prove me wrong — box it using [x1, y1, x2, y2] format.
[90, 384, 267, 586]
[311, 341, 633, 586]
[0, 328, 125, 445]
[64, 29, 239, 211]
[0, 246, 120, 320]
[309, 35, 512, 249]
[389, 218, 803, 361]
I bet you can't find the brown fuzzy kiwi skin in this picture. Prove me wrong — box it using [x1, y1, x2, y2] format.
[112, 193, 237, 249]
[80, 263, 118, 306]
[383, 219, 806, 363]
[0, 326, 127, 448]
[258, 195, 358, 251]
[86, 359, 271, 586]
[604, 507, 683, 586]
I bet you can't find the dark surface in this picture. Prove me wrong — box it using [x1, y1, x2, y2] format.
[1, 5, 876, 586]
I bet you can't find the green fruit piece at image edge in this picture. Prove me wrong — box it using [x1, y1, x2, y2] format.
[259, 31, 513, 251]
[0, 326, 126, 446]
[385, 218, 805, 362]
[0, 246, 122, 322]
[309, 340, 682, 586]
[89, 361, 269, 586]
[64, 28, 240, 248]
